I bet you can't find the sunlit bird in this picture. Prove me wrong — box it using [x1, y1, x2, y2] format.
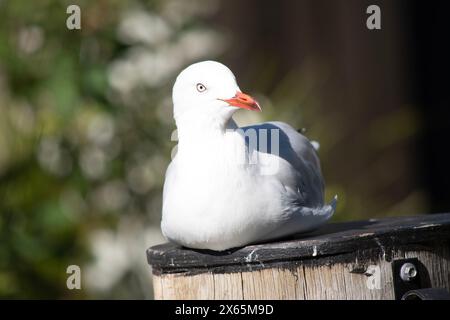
[161, 61, 337, 251]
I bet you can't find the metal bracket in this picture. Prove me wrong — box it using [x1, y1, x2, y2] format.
[402, 288, 450, 300]
[392, 257, 450, 300]
[392, 258, 423, 300]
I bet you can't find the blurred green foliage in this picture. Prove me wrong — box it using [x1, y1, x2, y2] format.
[0, 0, 224, 298]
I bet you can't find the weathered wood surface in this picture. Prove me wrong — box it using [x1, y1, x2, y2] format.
[147, 213, 450, 300]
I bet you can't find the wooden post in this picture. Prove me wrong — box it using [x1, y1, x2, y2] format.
[147, 213, 450, 300]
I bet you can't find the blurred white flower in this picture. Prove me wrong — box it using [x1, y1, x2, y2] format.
[161, 0, 220, 26]
[79, 146, 107, 180]
[8, 102, 36, 135]
[134, 46, 182, 87]
[87, 114, 115, 146]
[175, 29, 226, 61]
[108, 28, 225, 95]
[92, 180, 129, 212]
[126, 162, 155, 195]
[17, 25, 44, 55]
[107, 58, 137, 94]
[108, 3, 226, 100]
[149, 154, 167, 175]
[84, 229, 130, 292]
[126, 148, 167, 194]
[108, 46, 180, 92]
[117, 11, 171, 46]
[37, 137, 72, 176]
[102, 137, 122, 160]
[84, 220, 165, 296]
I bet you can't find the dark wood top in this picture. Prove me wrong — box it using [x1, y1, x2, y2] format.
[147, 213, 450, 274]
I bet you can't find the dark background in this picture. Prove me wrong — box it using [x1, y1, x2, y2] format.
[214, 0, 450, 216]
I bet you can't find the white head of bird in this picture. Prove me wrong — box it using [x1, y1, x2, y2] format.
[172, 61, 261, 134]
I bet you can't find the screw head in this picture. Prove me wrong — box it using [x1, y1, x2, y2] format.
[400, 262, 417, 282]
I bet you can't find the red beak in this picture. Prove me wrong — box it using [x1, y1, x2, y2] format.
[220, 91, 261, 111]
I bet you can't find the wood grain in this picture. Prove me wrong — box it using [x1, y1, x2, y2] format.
[148, 213, 450, 275]
[153, 246, 450, 300]
[148, 214, 450, 300]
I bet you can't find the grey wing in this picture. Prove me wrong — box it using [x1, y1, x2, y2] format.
[242, 121, 337, 240]
[271, 121, 325, 206]
[242, 121, 325, 207]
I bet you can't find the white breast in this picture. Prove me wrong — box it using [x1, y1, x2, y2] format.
[161, 130, 289, 250]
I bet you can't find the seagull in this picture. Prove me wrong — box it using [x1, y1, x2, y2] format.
[161, 61, 337, 251]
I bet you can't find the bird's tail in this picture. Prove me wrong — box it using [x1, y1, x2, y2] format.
[325, 194, 338, 220]
[260, 195, 338, 242]
[299, 194, 337, 226]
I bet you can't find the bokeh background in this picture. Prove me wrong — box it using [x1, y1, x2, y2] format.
[0, 0, 449, 298]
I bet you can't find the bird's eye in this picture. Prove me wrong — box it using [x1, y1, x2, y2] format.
[196, 83, 207, 92]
